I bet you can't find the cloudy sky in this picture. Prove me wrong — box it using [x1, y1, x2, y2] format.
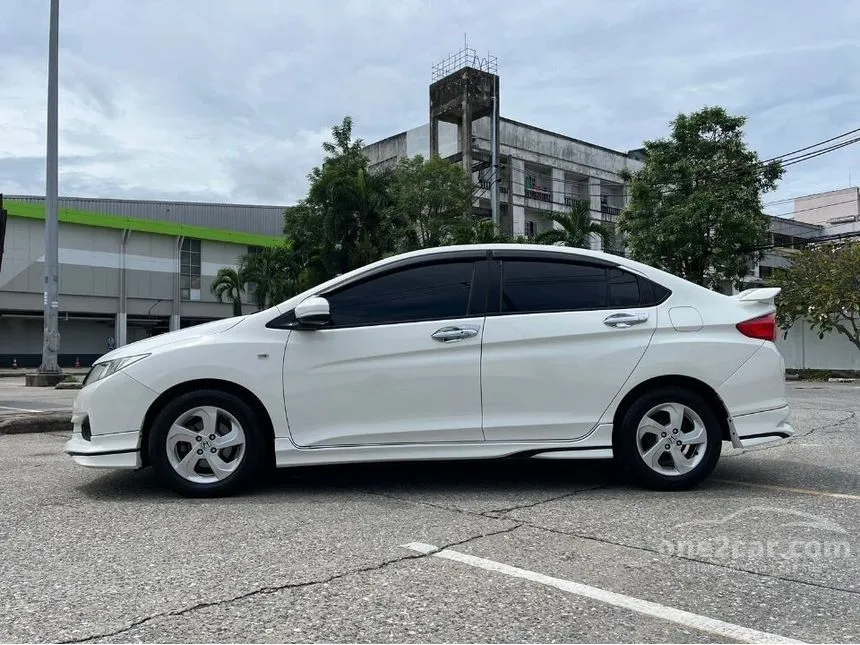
[1, 0, 859, 213]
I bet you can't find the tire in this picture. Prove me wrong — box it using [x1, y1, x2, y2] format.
[614, 386, 722, 491]
[148, 389, 268, 497]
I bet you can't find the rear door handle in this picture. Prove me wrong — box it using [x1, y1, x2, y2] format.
[431, 325, 480, 342]
[603, 312, 649, 328]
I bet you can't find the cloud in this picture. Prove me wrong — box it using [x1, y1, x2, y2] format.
[1, 0, 859, 208]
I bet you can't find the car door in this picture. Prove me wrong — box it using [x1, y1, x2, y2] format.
[283, 255, 489, 448]
[480, 253, 660, 442]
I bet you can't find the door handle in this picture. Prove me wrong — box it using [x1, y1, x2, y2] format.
[431, 326, 480, 342]
[603, 312, 649, 328]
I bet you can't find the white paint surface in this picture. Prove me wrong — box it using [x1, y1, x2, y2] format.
[402, 542, 805, 645]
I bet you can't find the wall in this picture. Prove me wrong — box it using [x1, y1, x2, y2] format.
[777, 318, 860, 371]
[793, 187, 859, 225]
[7, 195, 285, 236]
[0, 316, 119, 368]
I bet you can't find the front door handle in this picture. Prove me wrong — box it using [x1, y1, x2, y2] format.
[603, 312, 649, 328]
[431, 326, 480, 342]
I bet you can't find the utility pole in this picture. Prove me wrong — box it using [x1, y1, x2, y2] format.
[39, 0, 61, 378]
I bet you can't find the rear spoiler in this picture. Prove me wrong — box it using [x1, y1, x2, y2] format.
[734, 287, 781, 305]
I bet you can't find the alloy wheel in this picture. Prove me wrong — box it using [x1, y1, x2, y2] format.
[165, 406, 247, 484]
[635, 402, 708, 476]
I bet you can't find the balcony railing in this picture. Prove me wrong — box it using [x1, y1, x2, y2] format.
[564, 195, 589, 207]
[525, 187, 552, 202]
[478, 178, 509, 193]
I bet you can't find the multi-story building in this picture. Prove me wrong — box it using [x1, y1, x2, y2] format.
[745, 188, 860, 287]
[363, 48, 644, 249]
[790, 186, 860, 226]
[0, 195, 283, 368]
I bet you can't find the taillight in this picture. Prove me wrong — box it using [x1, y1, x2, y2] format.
[736, 312, 777, 341]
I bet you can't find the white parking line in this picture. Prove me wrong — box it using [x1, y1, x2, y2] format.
[715, 479, 860, 501]
[402, 542, 805, 644]
[0, 405, 43, 413]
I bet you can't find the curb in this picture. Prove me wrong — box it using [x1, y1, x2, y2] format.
[0, 410, 73, 435]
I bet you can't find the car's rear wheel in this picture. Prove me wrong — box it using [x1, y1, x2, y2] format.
[148, 389, 267, 497]
[615, 387, 722, 490]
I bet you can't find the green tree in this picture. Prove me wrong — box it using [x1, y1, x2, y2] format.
[618, 106, 783, 291]
[209, 267, 245, 317]
[451, 218, 512, 245]
[534, 199, 613, 249]
[285, 116, 396, 282]
[772, 241, 860, 351]
[240, 245, 301, 310]
[386, 154, 476, 250]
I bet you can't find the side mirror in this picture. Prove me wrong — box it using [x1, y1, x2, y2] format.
[294, 296, 330, 328]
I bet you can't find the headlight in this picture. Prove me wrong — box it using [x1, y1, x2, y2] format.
[83, 354, 150, 386]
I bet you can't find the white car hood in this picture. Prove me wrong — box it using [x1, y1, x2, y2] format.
[95, 317, 246, 363]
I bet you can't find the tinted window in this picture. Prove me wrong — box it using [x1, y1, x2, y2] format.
[608, 268, 640, 306]
[638, 275, 671, 306]
[500, 260, 607, 313]
[326, 261, 476, 327]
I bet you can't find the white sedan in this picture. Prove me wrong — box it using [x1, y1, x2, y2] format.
[64, 244, 793, 497]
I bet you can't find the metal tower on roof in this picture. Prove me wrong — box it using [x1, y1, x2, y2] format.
[429, 40, 501, 225]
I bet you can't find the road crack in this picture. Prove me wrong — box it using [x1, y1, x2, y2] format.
[512, 519, 860, 598]
[725, 409, 856, 458]
[345, 485, 860, 599]
[56, 524, 522, 644]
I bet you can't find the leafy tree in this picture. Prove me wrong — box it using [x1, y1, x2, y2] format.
[286, 116, 395, 281]
[618, 106, 783, 291]
[240, 245, 301, 310]
[451, 218, 512, 245]
[209, 267, 245, 317]
[534, 199, 613, 249]
[386, 154, 476, 250]
[772, 241, 860, 351]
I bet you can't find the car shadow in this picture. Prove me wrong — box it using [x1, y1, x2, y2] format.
[75, 457, 623, 502]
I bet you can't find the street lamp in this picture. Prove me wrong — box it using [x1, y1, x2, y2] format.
[32, 0, 61, 385]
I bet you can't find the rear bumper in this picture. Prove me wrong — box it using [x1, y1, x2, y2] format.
[64, 430, 142, 469]
[728, 404, 794, 449]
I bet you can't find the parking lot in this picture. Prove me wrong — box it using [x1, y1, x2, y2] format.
[1, 382, 857, 643]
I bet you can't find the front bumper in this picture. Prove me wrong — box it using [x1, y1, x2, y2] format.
[63, 370, 156, 470]
[728, 404, 795, 449]
[65, 430, 141, 469]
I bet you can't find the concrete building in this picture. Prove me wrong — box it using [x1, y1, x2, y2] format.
[0, 195, 283, 368]
[790, 186, 860, 226]
[363, 47, 644, 248]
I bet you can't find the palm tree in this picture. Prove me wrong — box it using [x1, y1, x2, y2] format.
[534, 199, 614, 249]
[240, 246, 300, 310]
[210, 267, 245, 317]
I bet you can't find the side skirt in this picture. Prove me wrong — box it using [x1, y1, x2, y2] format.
[274, 424, 615, 467]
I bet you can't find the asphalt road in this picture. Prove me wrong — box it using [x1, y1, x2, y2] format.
[1, 383, 857, 643]
[0, 378, 78, 414]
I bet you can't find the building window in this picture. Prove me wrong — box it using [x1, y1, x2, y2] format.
[525, 221, 537, 239]
[180, 238, 201, 301]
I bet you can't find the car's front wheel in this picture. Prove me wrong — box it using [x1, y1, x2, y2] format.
[148, 389, 267, 497]
[615, 387, 722, 490]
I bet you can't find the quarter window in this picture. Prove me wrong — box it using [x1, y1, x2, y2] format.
[326, 260, 477, 327]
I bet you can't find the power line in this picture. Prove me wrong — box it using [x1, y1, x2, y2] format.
[759, 126, 860, 165]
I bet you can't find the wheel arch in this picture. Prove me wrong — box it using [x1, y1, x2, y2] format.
[140, 378, 275, 467]
[610, 375, 732, 446]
